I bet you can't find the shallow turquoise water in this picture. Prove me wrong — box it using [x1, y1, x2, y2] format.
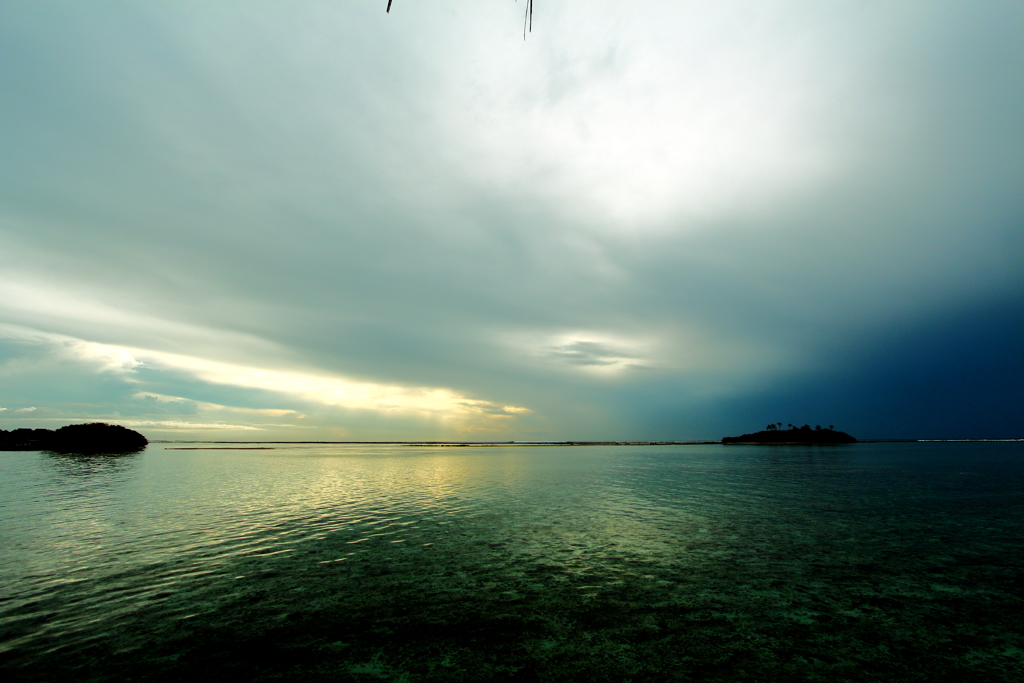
[1, 442, 1022, 681]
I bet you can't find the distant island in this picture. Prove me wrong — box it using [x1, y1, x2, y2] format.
[0, 423, 149, 454]
[722, 423, 856, 444]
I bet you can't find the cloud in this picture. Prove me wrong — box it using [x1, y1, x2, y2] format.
[0, 324, 530, 433]
[133, 392, 299, 419]
[502, 405, 531, 415]
[132, 347, 530, 423]
[117, 420, 262, 432]
[547, 340, 644, 370]
[0, 1, 1021, 439]
[431, 4, 842, 228]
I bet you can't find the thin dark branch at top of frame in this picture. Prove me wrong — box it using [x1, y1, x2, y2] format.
[386, 2, 534, 38]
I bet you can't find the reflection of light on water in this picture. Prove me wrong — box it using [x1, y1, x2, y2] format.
[3, 442, 1023, 679]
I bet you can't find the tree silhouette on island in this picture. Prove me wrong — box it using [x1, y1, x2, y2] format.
[0, 423, 148, 454]
[722, 424, 856, 444]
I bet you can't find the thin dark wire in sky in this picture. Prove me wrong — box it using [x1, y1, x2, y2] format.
[385, 1, 533, 39]
[523, 0, 533, 39]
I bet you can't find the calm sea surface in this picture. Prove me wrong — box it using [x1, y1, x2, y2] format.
[1, 442, 1022, 682]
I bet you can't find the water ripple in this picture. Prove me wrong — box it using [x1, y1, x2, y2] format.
[1, 443, 1023, 680]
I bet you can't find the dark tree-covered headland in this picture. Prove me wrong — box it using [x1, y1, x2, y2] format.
[722, 424, 856, 444]
[0, 423, 149, 454]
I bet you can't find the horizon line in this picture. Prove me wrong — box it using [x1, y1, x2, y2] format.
[149, 438, 1024, 445]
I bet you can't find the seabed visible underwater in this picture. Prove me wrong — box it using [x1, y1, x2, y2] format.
[1, 442, 1022, 681]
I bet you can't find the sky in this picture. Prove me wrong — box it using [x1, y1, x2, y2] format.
[1, 1, 1022, 441]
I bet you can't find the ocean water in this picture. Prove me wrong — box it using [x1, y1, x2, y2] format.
[1, 442, 1022, 682]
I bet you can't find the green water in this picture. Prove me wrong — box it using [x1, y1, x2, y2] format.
[1, 442, 1022, 681]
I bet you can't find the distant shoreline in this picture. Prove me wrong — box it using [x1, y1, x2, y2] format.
[148, 439, 1023, 446]
[155, 441, 721, 448]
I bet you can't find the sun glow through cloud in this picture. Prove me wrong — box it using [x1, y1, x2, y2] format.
[430, 3, 840, 229]
[0, 325, 529, 428]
